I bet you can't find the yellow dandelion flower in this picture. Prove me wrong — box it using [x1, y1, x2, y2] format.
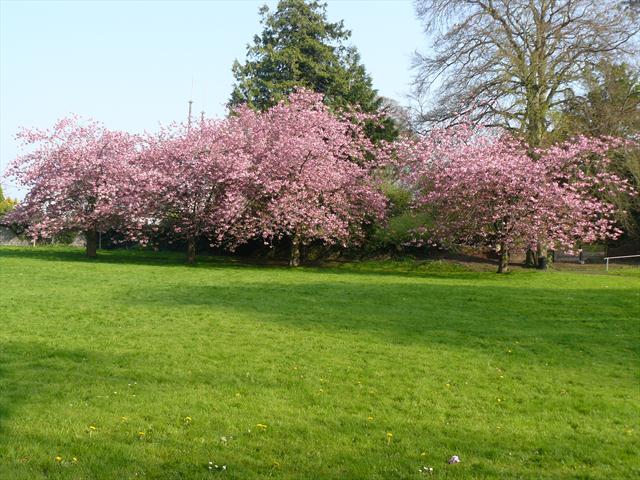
[386, 432, 393, 444]
[72, 457, 78, 463]
[55, 456, 63, 462]
[256, 423, 268, 430]
[367, 416, 374, 421]
[89, 425, 97, 431]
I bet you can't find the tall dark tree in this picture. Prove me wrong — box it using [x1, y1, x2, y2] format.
[229, 0, 396, 140]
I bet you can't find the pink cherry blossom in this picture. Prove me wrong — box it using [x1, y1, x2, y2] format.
[394, 125, 635, 272]
[4, 117, 142, 257]
[136, 117, 257, 263]
[228, 89, 388, 266]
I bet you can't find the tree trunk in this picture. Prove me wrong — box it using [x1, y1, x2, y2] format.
[290, 232, 301, 267]
[537, 244, 548, 270]
[525, 249, 537, 267]
[524, 83, 548, 149]
[497, 243, 510, 273]
[186, 236, 196, 264]
[526, 111, 544, 149]
[85, 229, 97, 258]
[525, 96, 545, 266]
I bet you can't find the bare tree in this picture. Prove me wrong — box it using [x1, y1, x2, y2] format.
[379, 97, 415, 135]
[413, 0, 639, 146]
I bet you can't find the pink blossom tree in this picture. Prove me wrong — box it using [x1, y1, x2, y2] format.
[4, 117, 141, 257]
[231, 90, 388, 266]
[139, 118, 257, 264]
[396, 126, 635, 273]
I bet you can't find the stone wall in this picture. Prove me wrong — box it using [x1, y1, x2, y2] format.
[0, 226, 31, 246]
[0, 226, 85, 247]
[69, 233, 86, 247]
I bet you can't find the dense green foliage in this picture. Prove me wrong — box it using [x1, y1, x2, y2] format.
[228, 0, 396, 141]
[230, 0, 378, 113]
[367, 182, 431, 253]
[1, 247, 638, 479]
[554, 62, 640, 139]
[0, 186, 18, 218]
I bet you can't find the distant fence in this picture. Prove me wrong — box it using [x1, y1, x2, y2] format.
[604, 255, 640, 271]
[555, 248, 605, 264]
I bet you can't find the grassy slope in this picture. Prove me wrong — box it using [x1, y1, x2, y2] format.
[0, 247, 638, 479]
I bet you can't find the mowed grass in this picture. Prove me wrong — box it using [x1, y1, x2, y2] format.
[0, 247, 639, 480]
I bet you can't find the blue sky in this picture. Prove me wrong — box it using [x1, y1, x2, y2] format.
[0, 0, 425, 198]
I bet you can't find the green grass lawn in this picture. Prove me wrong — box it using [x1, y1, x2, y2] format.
[1, 247, 639, 479]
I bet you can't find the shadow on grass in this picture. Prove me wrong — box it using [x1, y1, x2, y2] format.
[0, 341, 130, 434]
[0, 340, 212, 479]
[3, 246, 638, 281]
[0, 246, 509, 281]
[117, 278, 640, 367]
[0, 246, 203, 268]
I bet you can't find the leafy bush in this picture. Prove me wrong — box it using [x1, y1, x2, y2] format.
[0, 186, 17, 219]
